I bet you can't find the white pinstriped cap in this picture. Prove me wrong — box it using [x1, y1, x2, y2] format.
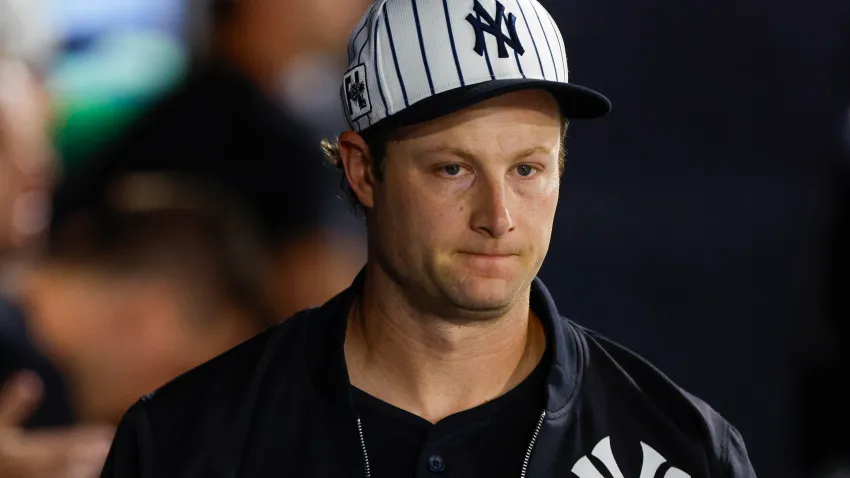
[341, 0, 611, 133]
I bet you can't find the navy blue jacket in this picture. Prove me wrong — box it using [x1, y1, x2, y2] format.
[101, 273, 756, 477]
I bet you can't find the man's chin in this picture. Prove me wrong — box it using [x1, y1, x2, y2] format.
[443, 278, 523, 315]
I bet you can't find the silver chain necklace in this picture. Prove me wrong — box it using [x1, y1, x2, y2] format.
[349, 300, 548, 477]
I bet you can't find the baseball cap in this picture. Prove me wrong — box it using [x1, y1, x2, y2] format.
[341, 0, 611, 133]
[49, 62, 333, 249]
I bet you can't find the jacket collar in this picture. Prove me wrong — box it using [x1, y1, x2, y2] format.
[305, 268, 582, 419]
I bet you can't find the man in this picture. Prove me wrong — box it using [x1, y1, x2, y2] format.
[102, 1, 757, 477]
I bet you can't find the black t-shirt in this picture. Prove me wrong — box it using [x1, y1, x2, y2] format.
[351, 351, 548, 478]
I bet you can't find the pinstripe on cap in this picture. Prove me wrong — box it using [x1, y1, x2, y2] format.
[341, 0, 610, 133]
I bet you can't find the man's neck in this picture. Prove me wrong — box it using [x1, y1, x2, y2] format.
[344, 266, 547, 423]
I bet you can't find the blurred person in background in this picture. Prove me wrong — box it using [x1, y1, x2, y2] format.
[0, 0, 116, 476]
[266, 0, 375, 141]
[191, 0, 370, 133]
[0, 41, 63, 428]
[254, 0, 376, 238]
[197, 0, 373, 312]
[89, 0, 373, 319]
[13, 0, 372, 432]
[24, 171, 273, 426]
[0, 2, 54, 331]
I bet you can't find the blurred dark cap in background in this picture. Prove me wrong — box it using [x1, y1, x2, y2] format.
[48, 59, 331, 254]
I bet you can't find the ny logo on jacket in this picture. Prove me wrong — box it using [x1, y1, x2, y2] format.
[572, 437, 691, 478]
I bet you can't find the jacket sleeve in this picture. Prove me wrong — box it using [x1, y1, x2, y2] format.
[717, 423, 757, 478]
[101, 402, 156, 478]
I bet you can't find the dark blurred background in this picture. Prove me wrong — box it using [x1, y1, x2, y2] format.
[1, 0, 848, 476]
[538, 1, 850, 477]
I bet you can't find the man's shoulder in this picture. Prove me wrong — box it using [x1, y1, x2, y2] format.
[564, 319, 753, 474]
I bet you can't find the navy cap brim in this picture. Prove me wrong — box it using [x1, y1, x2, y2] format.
[366, 79, 611, 134]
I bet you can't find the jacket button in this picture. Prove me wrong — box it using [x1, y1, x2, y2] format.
[427, 455, 446, 473]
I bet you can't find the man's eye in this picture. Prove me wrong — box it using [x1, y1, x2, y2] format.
[517, 164, 536, 177]
[443, 164, 463, 176]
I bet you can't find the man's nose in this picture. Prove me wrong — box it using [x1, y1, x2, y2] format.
[470, 176, 515, 238]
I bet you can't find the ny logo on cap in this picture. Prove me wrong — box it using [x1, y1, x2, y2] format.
[466, 0, 525, 59]
[344, 65, 371, 120]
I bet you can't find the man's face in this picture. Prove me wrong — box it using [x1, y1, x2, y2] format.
[369, 90, 562, 318]
[0, 60, 54, 256]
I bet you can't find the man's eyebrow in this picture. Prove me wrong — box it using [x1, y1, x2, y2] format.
[418, 145, 553, 161]
[418, 146, 479, 162]
[514, 146, 555, 159]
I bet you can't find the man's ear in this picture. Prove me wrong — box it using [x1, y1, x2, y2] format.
[338, 131, 376, 210]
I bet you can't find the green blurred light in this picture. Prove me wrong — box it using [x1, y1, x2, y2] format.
[48, 30, 188, 171]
